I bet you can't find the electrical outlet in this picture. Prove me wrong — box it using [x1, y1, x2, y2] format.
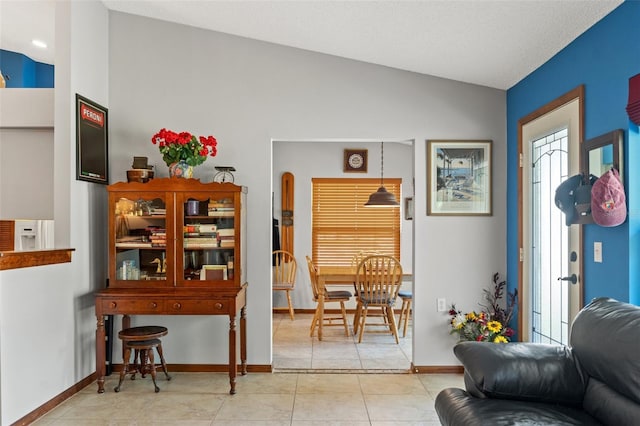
[437, 298, 447, 312]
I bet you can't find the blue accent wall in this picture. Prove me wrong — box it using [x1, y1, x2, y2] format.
[35, 62, 54, 88]
[0, 49, 54, 88]
[507, 1, 640, 306]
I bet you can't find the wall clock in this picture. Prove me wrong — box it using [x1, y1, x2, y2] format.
[344, 149, 368, 173]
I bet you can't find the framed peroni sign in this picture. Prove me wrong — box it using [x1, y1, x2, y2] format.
[427, 140, 492, 216]
[76, 94, 109, 184]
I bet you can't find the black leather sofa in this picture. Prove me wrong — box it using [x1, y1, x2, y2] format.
[435, 297, 640, 425]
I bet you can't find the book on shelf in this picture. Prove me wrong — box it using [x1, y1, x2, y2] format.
[116, 241, 153, 248]
[216, 228, 235, 237]
[184, 242, 219, 248]
[198, 224, 218, 233]
[207, 210, 234, 217]
[200, 264, 228, 280]
[184, 237, 219, 243]
[219, 240, 235, 248]
[208, 202, 234, 208]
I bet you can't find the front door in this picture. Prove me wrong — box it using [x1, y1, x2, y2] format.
[518, 87, 584, 344]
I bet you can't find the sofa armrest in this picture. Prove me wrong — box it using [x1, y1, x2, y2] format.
[454, 341, 586, 405]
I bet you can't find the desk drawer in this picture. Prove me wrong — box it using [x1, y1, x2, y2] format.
[166, 299, 228, 314]
[101, 299, 164, 314]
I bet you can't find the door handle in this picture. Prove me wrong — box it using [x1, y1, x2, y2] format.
[557, 274, 577, 284]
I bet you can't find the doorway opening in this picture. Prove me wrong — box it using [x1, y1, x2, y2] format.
[271, 139, 414, 372]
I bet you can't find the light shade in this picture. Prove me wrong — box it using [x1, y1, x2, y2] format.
[364, 186, 400, 207]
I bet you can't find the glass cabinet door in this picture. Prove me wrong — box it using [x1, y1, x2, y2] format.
[177, 191, 237, 286]
[112, 194, 170, 286]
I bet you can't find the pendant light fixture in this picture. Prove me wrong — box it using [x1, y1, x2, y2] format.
[365, 141, 400, 207]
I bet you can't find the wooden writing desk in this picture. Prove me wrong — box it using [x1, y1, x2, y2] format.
[95, 285, 247, 394]
[316, 266, 411, 340]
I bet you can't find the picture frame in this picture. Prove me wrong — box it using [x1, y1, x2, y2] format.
[427, 140, 492, 216]
[343, 149, 368, 173]
[76, 94, 109, 184]
[200, 264, 228, 280]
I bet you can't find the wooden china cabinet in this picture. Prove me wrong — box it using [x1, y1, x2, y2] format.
[95, 178, 248, 394]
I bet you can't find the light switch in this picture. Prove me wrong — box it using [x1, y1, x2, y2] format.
[594, 242, 602, 263]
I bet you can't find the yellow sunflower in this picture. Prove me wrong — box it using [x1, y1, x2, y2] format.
[493, 335, 508, 343]
[487, 321, 502, 333]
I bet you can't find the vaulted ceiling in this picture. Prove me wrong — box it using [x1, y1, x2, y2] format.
[0, 0, 623, 90]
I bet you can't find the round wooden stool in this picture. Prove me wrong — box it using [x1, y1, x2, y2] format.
[397, 290, 412, 338]
[114, 326, 171, 393]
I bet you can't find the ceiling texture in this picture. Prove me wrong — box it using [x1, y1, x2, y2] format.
[0, 0, 623, 90]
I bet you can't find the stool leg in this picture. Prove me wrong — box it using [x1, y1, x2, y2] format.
[139, 349, 148, 378]
[155, 343, 172, 381]
[114, 346, 132, 392]
[147, 348, 160, 392]
[130, 348, 140, 380]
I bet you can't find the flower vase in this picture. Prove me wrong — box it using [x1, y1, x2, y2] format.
[168, 161, 193, 178]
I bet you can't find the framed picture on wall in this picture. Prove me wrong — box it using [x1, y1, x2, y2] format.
[76, 94, 109, 184]
[427, 140, 492, 216]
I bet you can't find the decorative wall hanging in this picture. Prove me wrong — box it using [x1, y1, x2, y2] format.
[427, 140, 492, 216]
[344, 149, 368, 173]
[76, 94, 109, 184]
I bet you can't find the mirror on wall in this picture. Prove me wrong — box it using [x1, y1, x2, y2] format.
[582, 129, 623, 179]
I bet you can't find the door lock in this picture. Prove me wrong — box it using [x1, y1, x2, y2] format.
[557, 274, 578, 285]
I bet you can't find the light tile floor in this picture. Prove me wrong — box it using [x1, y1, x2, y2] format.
[33, 313, 463, 425]
[273, 312, 413, 372]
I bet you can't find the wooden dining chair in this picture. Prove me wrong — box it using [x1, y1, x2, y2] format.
[351, 250, 385, 330]
[354, 254, 403, 343]
[272, 250, 297, 320]
[397, 290, 412, 337]
[306, 256, 352, 337]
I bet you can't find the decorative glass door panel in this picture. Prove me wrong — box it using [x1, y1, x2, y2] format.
[112, 194, 170, 287]
[177, 191, 236, 286]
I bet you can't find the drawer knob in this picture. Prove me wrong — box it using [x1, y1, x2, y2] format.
[110, 302, 117, 309]
[173, 302, 182, 309]
[215, 302, 223, 310]
[150, 302, 157, 308]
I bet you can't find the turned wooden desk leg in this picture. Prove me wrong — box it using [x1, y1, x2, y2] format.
[96, 315, 106, 393]
[229, 314, 237, 394]
[240, 306, 247, 375]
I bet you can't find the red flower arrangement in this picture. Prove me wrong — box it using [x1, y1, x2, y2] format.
[151, 128, 217, 167]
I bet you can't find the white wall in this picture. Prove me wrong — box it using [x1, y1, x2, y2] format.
[0, 129, 54, 219]
[0, 1, 108, 424]
[0, 89, 54, 220]
[108, 11, 507, 369]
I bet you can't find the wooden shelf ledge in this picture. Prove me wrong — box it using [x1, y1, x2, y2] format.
[0, 248, 75, 271]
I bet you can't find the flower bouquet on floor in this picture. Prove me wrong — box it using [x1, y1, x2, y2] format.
[448, 273, 517, 343]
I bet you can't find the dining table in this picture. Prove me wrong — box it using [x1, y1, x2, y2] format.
[315, 265, 412, 340]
